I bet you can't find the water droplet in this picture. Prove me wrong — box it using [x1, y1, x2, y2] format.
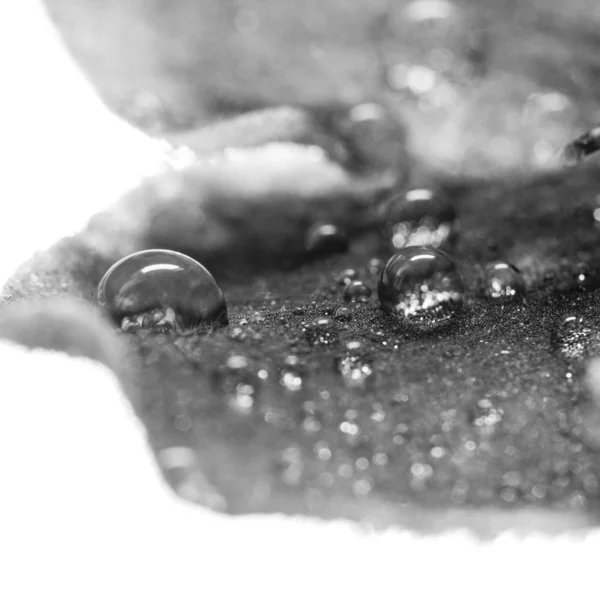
[96, 249, 228, 333]
[378, 247, 465, 330]
[483, 261, 525, 302]
[304, 317, 338, 346]
[380, 188, 457, 251]
[305, 224, 349, 256]
[552, 315, 600, 363]
[336, 269, 359, 286]
[334, 306, 352, 321]
[343, 281, 372, 303]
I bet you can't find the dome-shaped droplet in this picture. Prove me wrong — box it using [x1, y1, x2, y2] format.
[380, 188, 457, 250]
[483, 261, 525, 302]
[305, 224, 349, 256]
[334, 306, 352, 321]
[378, 246, 465, 329]
[343, 281, 372, 303]
[96, 249, 228, 333]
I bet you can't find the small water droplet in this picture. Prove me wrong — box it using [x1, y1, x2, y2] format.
[483, 261, 525, 301]
[343, 280, 372, 303]
[380, 188, 457, 250]
[378, 246, 465, 330]
[305, 224, 349, 256]
[334, 306, 352, 321]
[96, 249, 228, 333]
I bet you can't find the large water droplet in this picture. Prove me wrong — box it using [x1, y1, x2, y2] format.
[343, 281, 372, 303]
[96, 249, 228, 333]
[378, 246, 465, 329]
[483, 261, 525, 302]
[305, 224, 349, 256]
[380, 188, 457, 250]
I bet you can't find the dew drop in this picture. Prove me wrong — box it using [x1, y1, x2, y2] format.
[305, 224, 349, 256]
[380, 188, 457, 250]
[483, 261, 525, 302]
[343, 280, 372, 303]
[378, 246, 465, 330]
[334, 306, 352, 321]
[96, 249, 228, 333]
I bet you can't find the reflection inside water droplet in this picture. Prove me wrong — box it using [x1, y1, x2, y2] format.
[96, 249, 228, 333]
[378, 246, 465, 329]
[305, 224, 349, 256]
[483, 261, 525, 302]
[343, 280, 372, 303]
